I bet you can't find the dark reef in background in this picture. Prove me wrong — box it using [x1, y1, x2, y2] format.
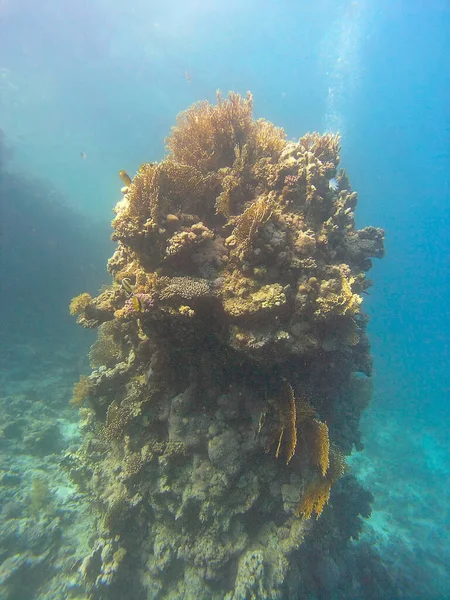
[0, 129, 111, 354]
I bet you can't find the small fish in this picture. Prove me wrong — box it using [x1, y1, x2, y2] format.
[184, 70, 192, 83]
[80, 151, 87, 159]
[328, 177, 338, 191]
[121, 278, 134, 295]
[119, 170, 132, 186]
[132, 295, 143, 312]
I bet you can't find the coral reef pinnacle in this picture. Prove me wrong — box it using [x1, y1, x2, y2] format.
[69, 91, 384, 599]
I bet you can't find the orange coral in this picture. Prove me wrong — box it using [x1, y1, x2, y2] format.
[155, 160, 217, 221]
[296, 398, 330, 477]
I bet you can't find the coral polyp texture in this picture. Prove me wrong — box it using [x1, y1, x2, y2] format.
[69, 92, 384, 599]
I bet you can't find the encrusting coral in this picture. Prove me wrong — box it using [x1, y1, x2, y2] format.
[68, 91, 384, 599]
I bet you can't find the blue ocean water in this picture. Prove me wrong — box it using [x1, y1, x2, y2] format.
[0, 1, 449, 598]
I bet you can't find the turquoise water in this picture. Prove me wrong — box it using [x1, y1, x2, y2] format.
[1, 1, 449, 598]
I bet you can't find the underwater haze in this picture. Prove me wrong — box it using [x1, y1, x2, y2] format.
[0, 0, 449, 599]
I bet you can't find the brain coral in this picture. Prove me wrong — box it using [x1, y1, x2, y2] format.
[69, 92, 384, 600]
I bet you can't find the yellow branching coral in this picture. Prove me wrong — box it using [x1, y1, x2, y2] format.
[128, 163, 159, 221]
[267, 386, 331, 483]
[296, 398, 330, 476]
[282, 380, 297, 464]
[295, 397, 331, 478]
[214, 120, 286, 219]
[113, 161, 218, 257]
[69, 293, 92, 316]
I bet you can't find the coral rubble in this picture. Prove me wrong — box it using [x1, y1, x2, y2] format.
[69, 92, 384, 599]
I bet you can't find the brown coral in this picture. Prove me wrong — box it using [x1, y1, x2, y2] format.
[314, 265, 362, 317]
[166, 91, 255, 173]
[69, 293, 92, 316]
[158, 276, 213, 302]
[299, 132, 340, 172]
[89, 321, 124, 369]
[165, 222, 214, 259]
[102, 402, 131, 442]
[112, 162, 158, 240]
[222, 280, 287, 319]
[70, 375, 91, 407]
[229, 193, 279, 262]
